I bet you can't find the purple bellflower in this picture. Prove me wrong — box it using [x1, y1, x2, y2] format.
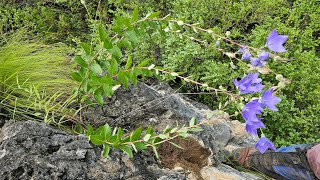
[234, 73, 264, 94]
[259, 88, 281, 111]
[266, 29, 288, 53]
[259, 50, 269, 61]
[251, 57, 266, 67]
[246, 119, 265, 136]
[242, 99, 265, 135]
[242, 99, 263, 123]
[255, 137, 276, 153]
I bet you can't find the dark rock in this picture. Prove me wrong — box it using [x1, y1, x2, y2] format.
[0, 120, 185, 180]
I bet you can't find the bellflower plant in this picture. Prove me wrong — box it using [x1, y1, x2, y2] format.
[234, 73, 264, 94]
[259, 88, 281, 111]
[255, 137, 276, 153]
[266, 29, 288, 53]
[234, 29, 286, 154]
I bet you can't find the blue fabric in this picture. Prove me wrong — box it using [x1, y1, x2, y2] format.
[276, 144, 308, 153]
[272, 166, 313, 180]
[273, 144, 312, 180]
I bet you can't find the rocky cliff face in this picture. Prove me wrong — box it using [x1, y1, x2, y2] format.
[0, 82, 262, 180]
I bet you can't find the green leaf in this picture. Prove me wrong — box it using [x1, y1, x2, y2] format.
[130, 127, 142, 141]
[158, 134, 168, 139]
[121, 145, 133, 158]
[103, 84, 114, 98]
[190, 127, 203, 132]
[70, 72, 82, 82]
[146, 127, 154, 134]
[143, 134, 151, 142]
[132, 8, 139, 22]
[170, 127, 179, 133]
[81, 42, 92, 55]
[146, 11, 161, 18]
[126, 30, 139, 44]
[102, 144, 110, 158]
[74, 56, 87, 67]
[110, 46, 122, 59]
[169, 141, 184, 149]
[148, 64, 155, 70]
[108, 59, 118, 75]
[131, 143, 138, 152]
[138, 60, 149, 67]
[163, 125, 172, 134]
[134, 142, 147, 150]
[117, 127, 123, 141]
[86, 124, 94, 136]
[152, 145, 159, 159]
[118, 71, 129, 89]
[94, 88, 104, 105]
[90, 63, 103, 75]
[90, 135, 104, 145]
[170, 72, 179, 77]
[102, 124, 112, 141]
[125, 55, 133, 70]
[104, 39, 113, 49]
[81, 79, 88, 93]
[189, 117, 196, 126]
[98, 24, 107, 42]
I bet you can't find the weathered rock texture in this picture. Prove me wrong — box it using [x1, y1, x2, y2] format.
[0, 81, 262, 179]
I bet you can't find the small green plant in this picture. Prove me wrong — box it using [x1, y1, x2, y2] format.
[78, 117, 206, 158]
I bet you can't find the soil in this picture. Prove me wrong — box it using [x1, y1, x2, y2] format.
[158, 137, 211, 180]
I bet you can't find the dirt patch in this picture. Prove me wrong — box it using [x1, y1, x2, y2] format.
[158, 137, 211, 180]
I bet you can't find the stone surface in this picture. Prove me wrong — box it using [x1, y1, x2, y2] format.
[0, 120, 185, 180]
[0, 81, 262, 179]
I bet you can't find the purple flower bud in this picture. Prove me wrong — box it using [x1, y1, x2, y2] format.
[255, 137, 276, 153]
[242, 52, 251, 60]
[250, 57, 266, 67]
[266, 29, 288, 53]
[259, 50, 269, 61]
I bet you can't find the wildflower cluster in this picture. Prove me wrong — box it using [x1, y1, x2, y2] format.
[235, 29, 287, 153]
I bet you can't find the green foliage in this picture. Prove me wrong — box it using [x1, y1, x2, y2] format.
[81, 117, 203, 158]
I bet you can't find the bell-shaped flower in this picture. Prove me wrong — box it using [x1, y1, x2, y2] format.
[246, 119, 265, 136]
[242, 52, 251, 60]
[259, 50, 269, 61]
[234, 73, 264, 94]
[259, 88, 281, 111]
[255, 137, 276, 153]
[251, 57, 266, 67]
[242, 99, 263, 122]
[266, 29, 288, 53]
